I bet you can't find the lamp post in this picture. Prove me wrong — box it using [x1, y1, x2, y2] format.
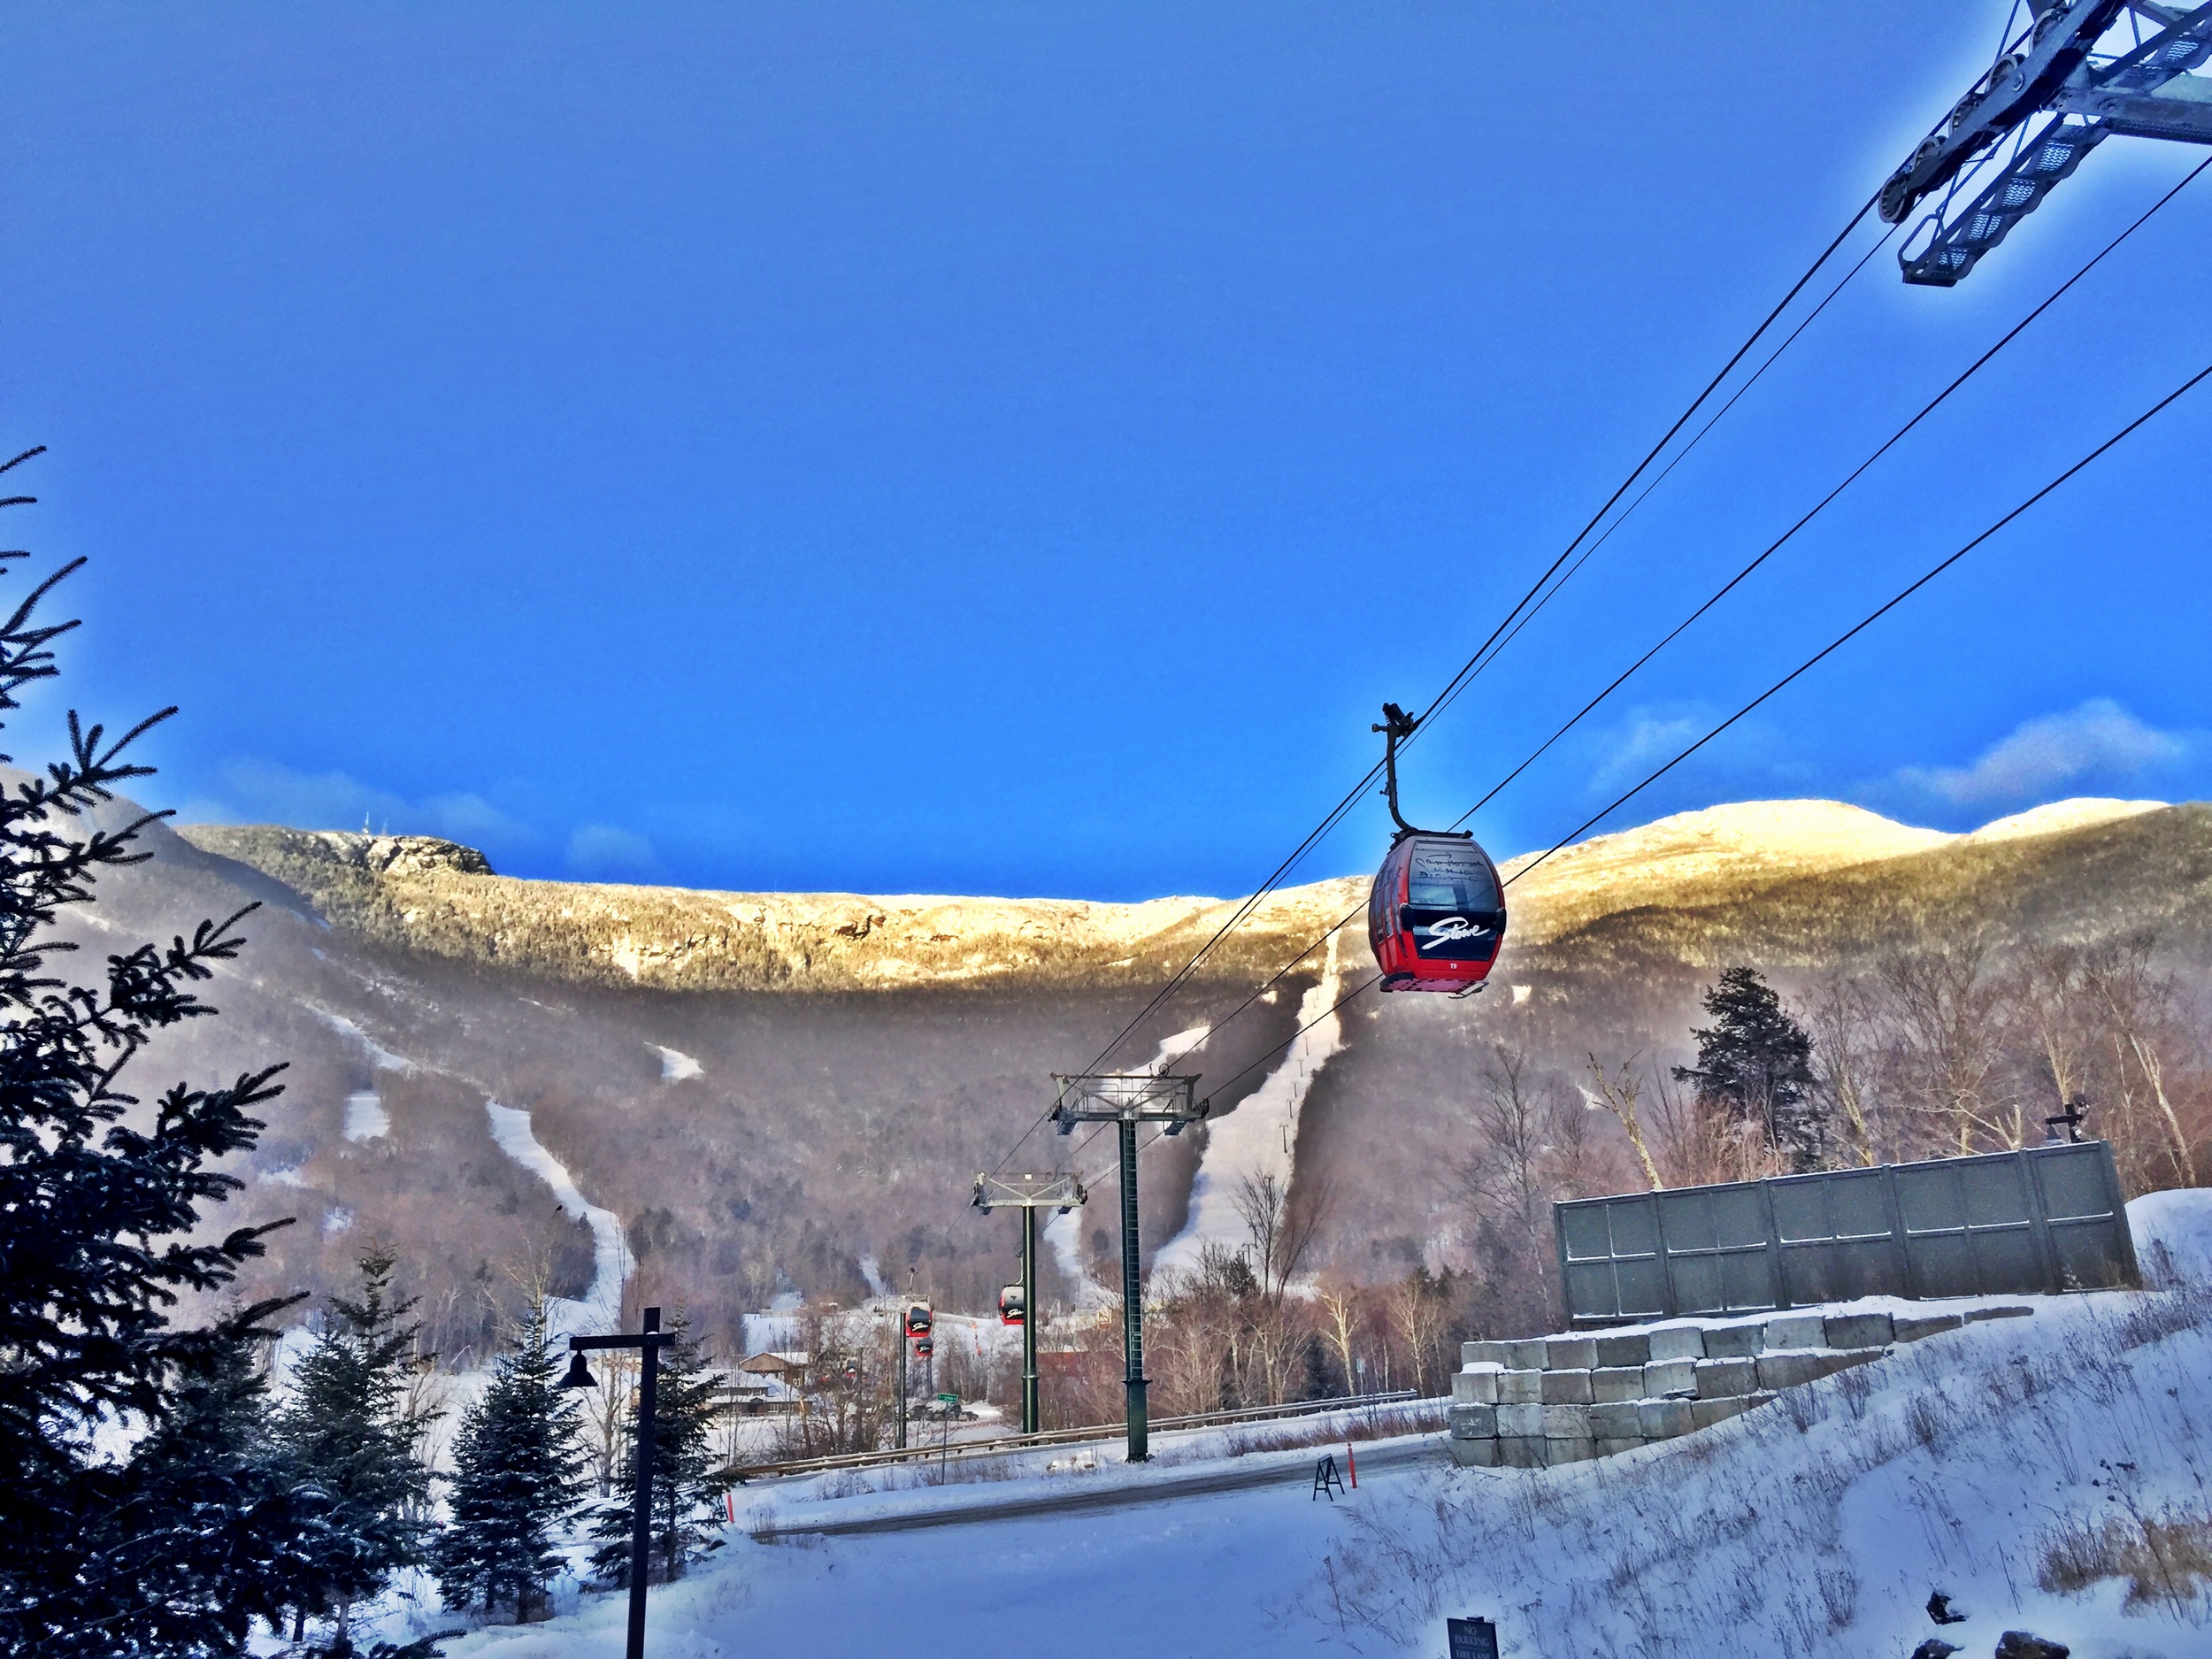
[557, 1307, 678, 1659]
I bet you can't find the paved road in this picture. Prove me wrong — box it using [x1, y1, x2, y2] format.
[756, 1433, 1451, 1538]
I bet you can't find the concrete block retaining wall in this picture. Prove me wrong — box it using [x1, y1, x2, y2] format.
[1447, 1304, 2031, 1468]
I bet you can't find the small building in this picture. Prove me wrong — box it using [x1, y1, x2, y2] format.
[738, 1350, 809, 1382]
[718, 1357, 803, 1417]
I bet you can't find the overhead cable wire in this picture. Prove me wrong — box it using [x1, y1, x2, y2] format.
[1446, 152, 2211, 829]
[1090, 192, 1885, 1047]
[1141, 154, 2208, 1080]
[1417, 221, 1900, 733]
[1502, 355, 2212, 888]
[1109, 348, 2212, 1179]
[1401, 188, 1883, 734]
[987, 190, 1886, 1177]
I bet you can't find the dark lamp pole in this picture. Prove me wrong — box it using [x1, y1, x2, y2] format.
[560, 1306, 678, 1659]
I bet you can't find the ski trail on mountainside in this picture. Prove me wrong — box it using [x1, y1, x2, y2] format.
[484, 1100, 630, 1336]
[1150, 929, 1345, 1279]
[1039, 1023, 1212, 1308]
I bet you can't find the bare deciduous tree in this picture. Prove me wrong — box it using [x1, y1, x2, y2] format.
[1313, 1272, 1365, 1395]
[1387, 1269, 1452, 1397]
[2080, 936, 2200, 1188]
[1878, 940, 2012, 1155]
[1230, 1170, 1333, 1300]
[1802, 974, 1883, 1168]
[1582, 1054, 1663, 1190]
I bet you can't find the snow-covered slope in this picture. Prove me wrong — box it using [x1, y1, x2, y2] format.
[1967, 797, 2167, 845]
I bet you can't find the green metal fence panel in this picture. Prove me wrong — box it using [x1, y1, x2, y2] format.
[1553, 1141, 2139, 1326]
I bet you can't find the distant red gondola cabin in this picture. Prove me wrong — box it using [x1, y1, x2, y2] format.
[1368, 833, 1507, 995]
[998, 1285, 1025, 1327]
[913, 1335, 934, 1359]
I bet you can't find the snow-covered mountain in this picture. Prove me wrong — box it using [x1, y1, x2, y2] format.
[74, 793, 2201, 1358]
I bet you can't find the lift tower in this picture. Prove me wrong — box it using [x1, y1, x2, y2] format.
[1051, 1072, 1210, 1463]
[1879, 2, 2212, 286]
[972, 1170, 1087, 1434]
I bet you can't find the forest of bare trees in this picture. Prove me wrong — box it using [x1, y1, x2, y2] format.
[1448, 932, 2209, 1339]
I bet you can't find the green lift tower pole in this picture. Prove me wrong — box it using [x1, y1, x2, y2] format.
[972, 1169, 1087, 1436]
[1021, 1203, 1040, 1432]
[894, 1313, 907, 1449]
[1117, 1117, 1146, 1460]
[1046, 1072, 1208, 1464]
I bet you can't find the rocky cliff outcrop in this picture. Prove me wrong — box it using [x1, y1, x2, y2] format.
[178, 796, 2183, 994]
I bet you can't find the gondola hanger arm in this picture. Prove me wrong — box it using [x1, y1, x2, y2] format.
[1371, 702, 1468, 841]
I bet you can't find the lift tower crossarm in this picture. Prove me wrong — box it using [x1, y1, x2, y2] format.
[2050, 8, 2212, 137]
[1049, 1073, 1210, 1463]
[1886, 3, 2212, 286]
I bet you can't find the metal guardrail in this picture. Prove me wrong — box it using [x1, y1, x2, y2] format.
[727, 1387, 1436, 1481]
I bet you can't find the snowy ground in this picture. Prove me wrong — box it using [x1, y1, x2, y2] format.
[350, 1192, 2212, 1658]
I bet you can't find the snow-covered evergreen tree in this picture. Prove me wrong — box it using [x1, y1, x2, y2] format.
[0, 460, 308, 1656]
[431, 1300, 581, 1624]
[107, 1325, 360, 1653]
[587, 1313, 728, 1587]
[276, 1248, 439, 1640]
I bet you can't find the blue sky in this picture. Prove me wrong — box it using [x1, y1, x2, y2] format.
[4, 3, 2208, 898]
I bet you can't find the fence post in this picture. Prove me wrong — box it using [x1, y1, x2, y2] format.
[2017, 1146, 2065, 1293]
[1879, 1160, 1913, 1297]
[1758, 1177, 1789, 1310]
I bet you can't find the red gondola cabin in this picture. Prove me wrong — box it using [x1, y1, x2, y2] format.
[998, 1285, 1025, 1327]
[913, 1335, 934, 1359]
[1368, 832, 1507, 995]
[904, 1303, 933, 1340]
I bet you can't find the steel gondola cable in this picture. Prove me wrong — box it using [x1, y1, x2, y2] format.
[1398, 188, 1884, 738]
[1417, 222, 1901, 733]
[987, 191, 1888, 1176]
[1443, 152, 2212, 820]
[1499, 356, 2212, 887]
[1089, 191, 1886, 1033]
[1133, 153, 2209, 1080]
[1105, 348, 2212, 1171]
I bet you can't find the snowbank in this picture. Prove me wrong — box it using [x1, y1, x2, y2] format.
[2127, 1187, 2212, 1287]
[346, 1193, 2212, 1659]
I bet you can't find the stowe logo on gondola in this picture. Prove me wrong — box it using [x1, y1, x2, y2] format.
[1415, 915, 1494, 957]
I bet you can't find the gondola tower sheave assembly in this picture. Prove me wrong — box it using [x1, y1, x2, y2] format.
[1879, 1, 2212, 286]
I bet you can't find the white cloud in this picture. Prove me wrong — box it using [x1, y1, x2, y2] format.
[566, 824, 660, 883]
[181, 756, 533, 849]
[1586, 709, 1705, 793]
[1895, 699, 2191, 808]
